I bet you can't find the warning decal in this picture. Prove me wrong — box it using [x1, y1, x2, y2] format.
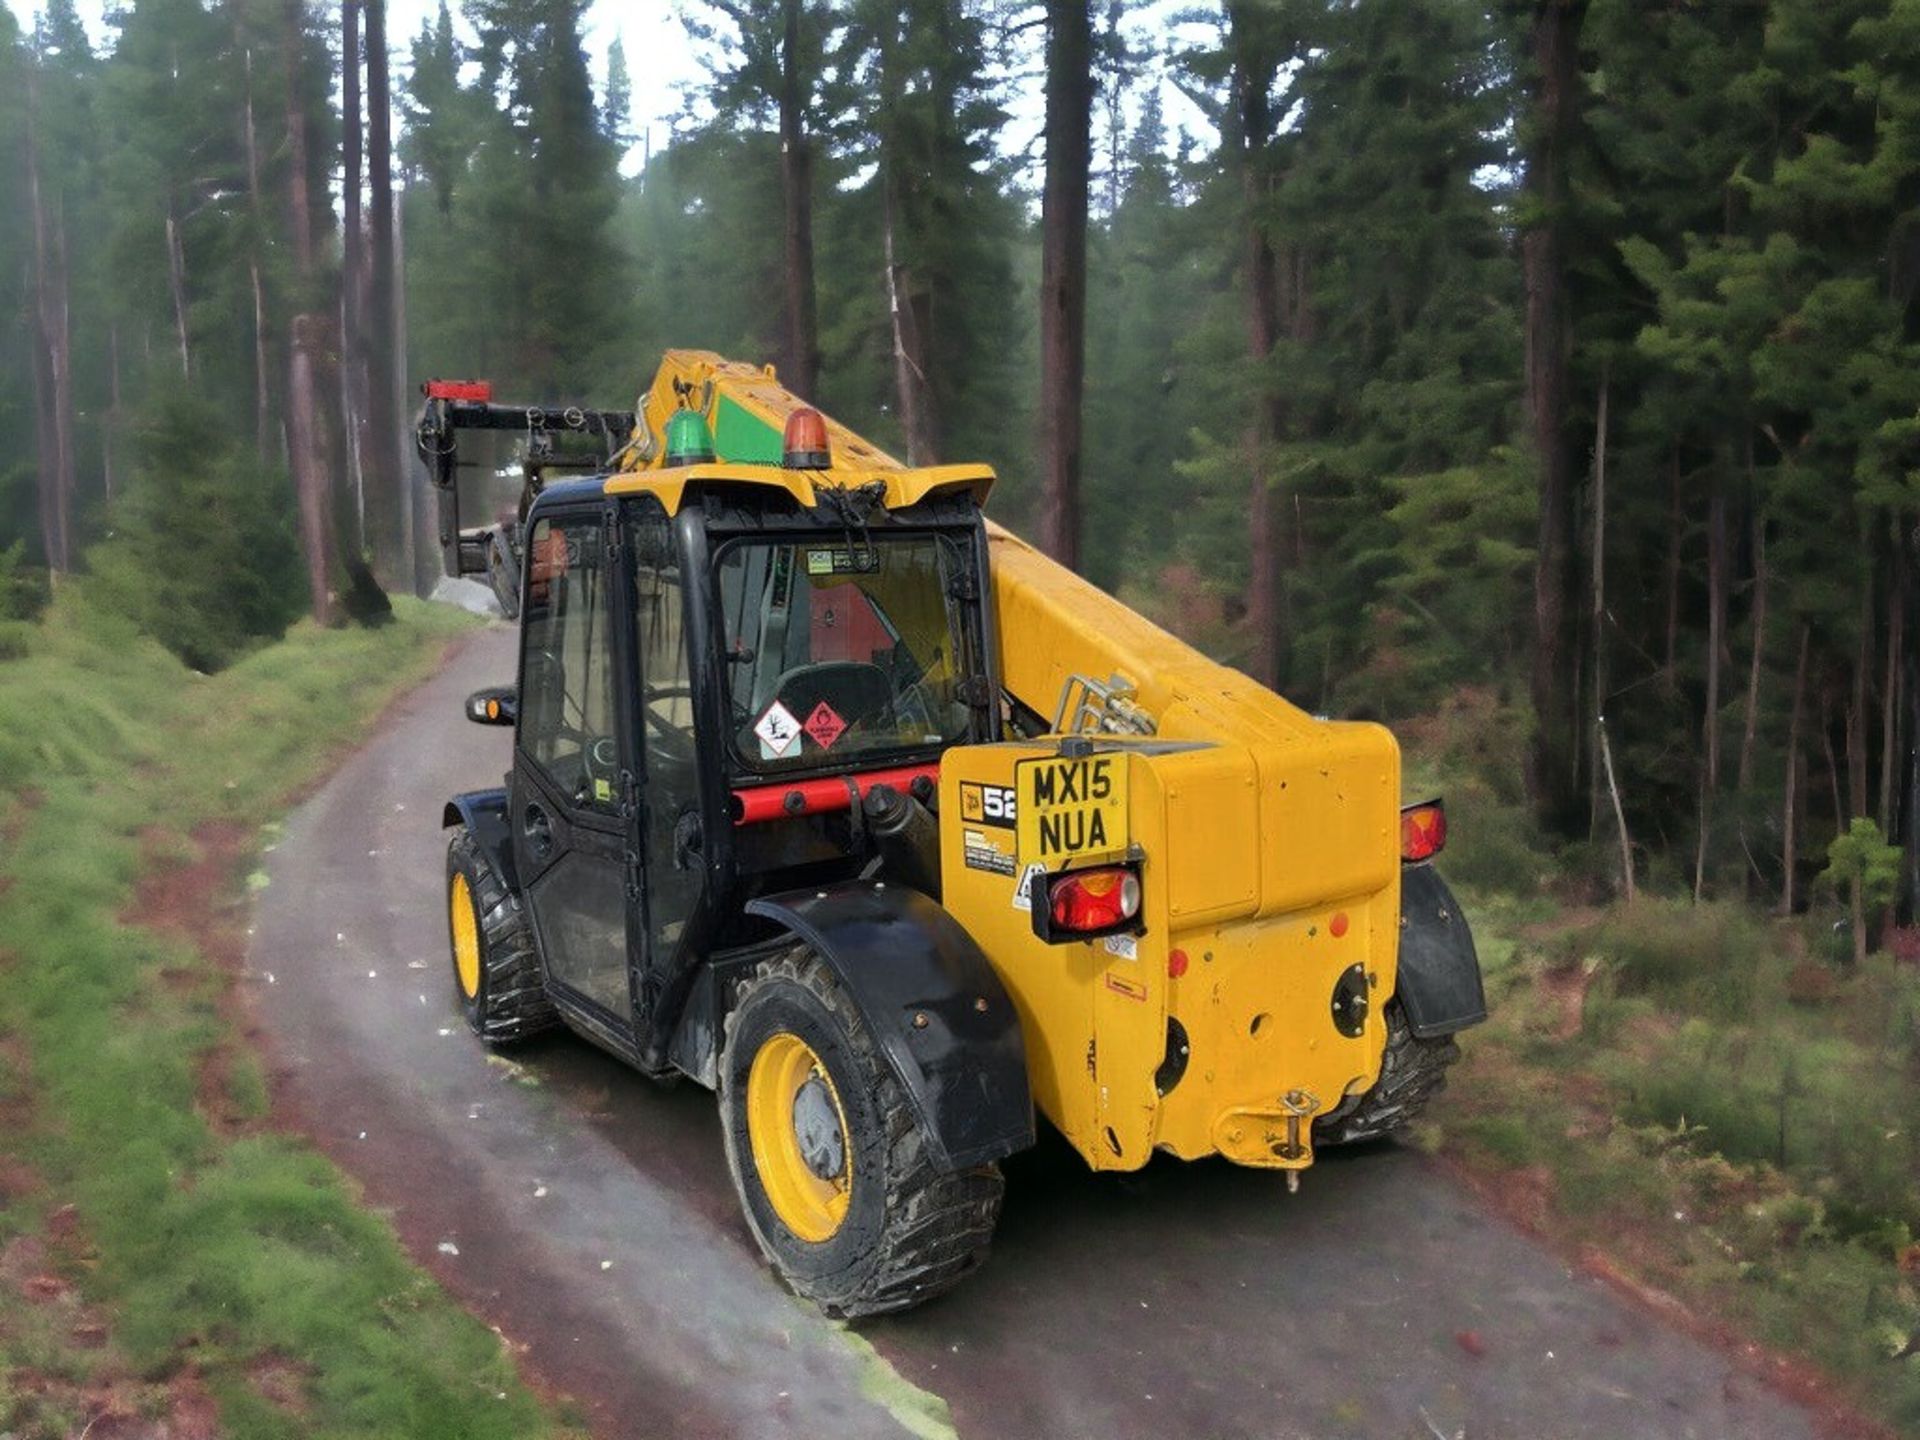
[962, 828, 1017, 876]
[753, 700, 802, 759]
[804, 701, 848, 750]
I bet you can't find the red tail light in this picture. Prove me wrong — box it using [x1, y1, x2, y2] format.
[1033, 864, 1143, 942]
[1401, 800, 1447, 863]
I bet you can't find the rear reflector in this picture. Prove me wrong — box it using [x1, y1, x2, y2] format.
[1400, 799, 1446, 863]
[1032, 864, 1143, 943]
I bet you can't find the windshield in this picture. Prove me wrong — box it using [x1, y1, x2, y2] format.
[716, 534, 976, 771]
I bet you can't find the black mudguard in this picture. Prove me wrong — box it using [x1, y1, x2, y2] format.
[442, 789, 519, 893]
[745, 881, 1035, 1172]
[1396, 863, 1487, 1037]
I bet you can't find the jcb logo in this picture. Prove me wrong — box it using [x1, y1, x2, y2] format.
[959, 782, 1017, 828]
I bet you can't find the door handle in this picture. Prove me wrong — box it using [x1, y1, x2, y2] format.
[523, 802, 554, 860]
[672, 810, 704, 871]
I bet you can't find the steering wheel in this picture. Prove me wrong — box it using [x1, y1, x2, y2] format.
[585, 735, 620, 783]
[641, 684, 699, 769]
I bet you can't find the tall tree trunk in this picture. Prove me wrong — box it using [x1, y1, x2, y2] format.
[1821, 691, 1845, 826]
[24, 64, 75, 573]
[342, 0, 369, 551]
[882, 176, 938, 465]
[248, 259, 272, 454]
[1662, 449, 1682, 684]
[777, 0, 819, 402]
[1781, 623, 1810, 916]
[364, 0, 408, 587]
[1883, 530, 1906, 835]
[1737, 507, 1767, 790]
[103, 323, 121, 501]
[1588, 366, 1609, 835]
[164, 204, 193, 380]
[1230, 0, 1284, 690]
[288, 315, 337, 626]
[1903, 566, 1920, 922]
[235, 20, 272, 457]
[1522, 0, 1587, 828]
[1694, 477, 1726, 900]
[281, 0, 337, 623]
[1037, 0, 1093, 572]
[398, 194, 435, 597]
[1849, 576, 1872, 824]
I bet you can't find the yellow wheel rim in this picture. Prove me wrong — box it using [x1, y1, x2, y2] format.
[450, 872, 481, 1000]
[746, 1032, 853, 1243]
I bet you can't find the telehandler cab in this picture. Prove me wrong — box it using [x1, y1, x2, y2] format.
[425, 354, 1487, 1316]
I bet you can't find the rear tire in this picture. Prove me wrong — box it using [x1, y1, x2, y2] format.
[1314, 1000, 1459, 1145]
[720, 947, 1003, 1318]
[445, 827, 558, 1044]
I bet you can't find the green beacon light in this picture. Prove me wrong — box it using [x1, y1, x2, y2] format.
[663, 408, 716, 468]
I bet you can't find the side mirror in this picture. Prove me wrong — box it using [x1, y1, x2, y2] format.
[465, 686, 517, 726]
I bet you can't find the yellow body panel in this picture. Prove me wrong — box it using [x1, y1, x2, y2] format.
[941, 733, 1398, 1173]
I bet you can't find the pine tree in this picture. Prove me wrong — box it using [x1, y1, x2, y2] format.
[602, 36, 634, 150]
[825, 0, 1021, 465]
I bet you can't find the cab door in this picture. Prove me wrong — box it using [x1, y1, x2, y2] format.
[511, 506, 638, 1028]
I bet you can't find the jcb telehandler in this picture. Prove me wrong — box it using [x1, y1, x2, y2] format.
[424, 353, 1486, 1316]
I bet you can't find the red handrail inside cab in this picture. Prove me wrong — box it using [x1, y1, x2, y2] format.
[731, 764, 940, 825]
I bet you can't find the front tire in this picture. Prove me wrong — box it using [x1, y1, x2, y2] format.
[445, 827, 558, 1043]
[719, 948, 1003, 1318]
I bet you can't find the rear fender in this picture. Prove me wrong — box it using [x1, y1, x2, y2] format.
[442, 789, 519, 893]
[1395, 863, 1486, 1037]
[744, 881, 1034, 1172]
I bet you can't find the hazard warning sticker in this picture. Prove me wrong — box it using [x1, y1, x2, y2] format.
[753, 700, 802, 760]
[804, 701, 847, 750]
[1011, 862, 1045, 912]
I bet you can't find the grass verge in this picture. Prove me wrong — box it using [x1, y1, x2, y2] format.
[1425, 887, 1920, 1436]
[0, 588, 583, 1437]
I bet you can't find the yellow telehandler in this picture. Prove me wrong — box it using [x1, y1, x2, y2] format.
[422, 352, 1486, 1316]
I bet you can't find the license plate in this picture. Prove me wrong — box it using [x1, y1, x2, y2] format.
[1015, 752, 1129, 865]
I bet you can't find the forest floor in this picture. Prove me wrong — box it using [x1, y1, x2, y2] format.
[0, 593, 585, 1438]
[1403, 699, 1920, 1437]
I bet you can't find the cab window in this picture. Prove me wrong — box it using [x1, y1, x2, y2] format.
[715, 534, 974, 772]
[519, 514, 619, 813]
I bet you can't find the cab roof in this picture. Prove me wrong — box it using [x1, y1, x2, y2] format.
[601, 350, 996, 517]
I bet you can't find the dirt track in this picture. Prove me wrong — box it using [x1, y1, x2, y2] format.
[248, 626, 1826, 1440]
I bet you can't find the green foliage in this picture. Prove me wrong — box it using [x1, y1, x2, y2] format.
[405, 0, 629, 399]
[1818, 818, 1903, 914]
[1590, 898, 1779, 1019]
[84, 393, 304, 673]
